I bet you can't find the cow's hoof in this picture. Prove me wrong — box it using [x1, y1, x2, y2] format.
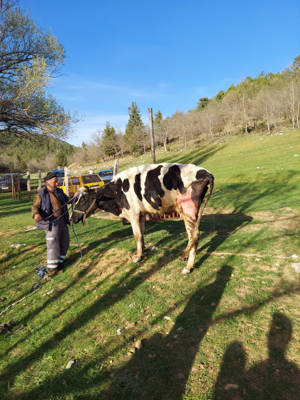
[182, 267, 192, 275]
[133, 256, 143, 263]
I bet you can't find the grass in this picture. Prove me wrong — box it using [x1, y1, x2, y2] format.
[0, 129, 300, 399]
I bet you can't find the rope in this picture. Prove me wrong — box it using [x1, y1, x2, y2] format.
[70, 198, 83, 263]
[0, 287, 41, 317]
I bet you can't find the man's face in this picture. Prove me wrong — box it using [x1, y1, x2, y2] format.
[46, 177, 58, 190]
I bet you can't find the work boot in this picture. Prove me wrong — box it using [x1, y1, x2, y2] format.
[47, 268, 59, 277]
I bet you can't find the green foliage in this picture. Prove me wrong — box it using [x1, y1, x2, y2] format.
[16, 154, 27, 171]
[55, 148, 68, 167]
[215, 90, 225, 102]
[0, 130, 74, 171]
[81, 141, 89, 163]
[197, 97, 210, 110]
[0, 1, 73, 138]
[291, 55, 300, 70]
[0, 131, 299, 399]
[101, 122, 120, 157]
[154, 110, 163, 125]
[124, 101, 144, 154]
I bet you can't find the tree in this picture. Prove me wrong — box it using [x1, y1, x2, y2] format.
[123, 101, 144, 154]
[153, 110, 167, 150]
[215, 90, 225, 102]
[197, 97, 210, 110]
[101, 121, 120, 157]
[291, 55, 300, 71]
[154, 110, 163, 125]
[0, 0, 73, 138]
[81, 141, 88, 164]
[55, 148, 68, 167]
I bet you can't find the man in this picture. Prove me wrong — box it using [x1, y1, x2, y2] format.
[31, 172, 70, 276]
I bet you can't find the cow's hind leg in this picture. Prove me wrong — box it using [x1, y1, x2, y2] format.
[182, 217, 196, 260]
[130, 214, 145, 263]
[180, 177, 212, 274]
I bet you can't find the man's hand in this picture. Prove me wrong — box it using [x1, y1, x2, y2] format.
[34, 214, 43, 222]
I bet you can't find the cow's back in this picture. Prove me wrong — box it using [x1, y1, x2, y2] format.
[113, 163, 211, 215]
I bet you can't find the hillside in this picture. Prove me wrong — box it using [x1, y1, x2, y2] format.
[73, 129, 300, 212]
[0, 131, 75, 172]
[0, 128, 299, 399]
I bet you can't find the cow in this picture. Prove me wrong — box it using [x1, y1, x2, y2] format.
[70, 163, 214, 274]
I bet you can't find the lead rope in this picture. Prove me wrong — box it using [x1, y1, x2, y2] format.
[0, 197, 82, 317]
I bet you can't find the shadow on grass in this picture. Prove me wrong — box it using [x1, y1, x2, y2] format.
[213, 313, 300, 400]
[157, 144, 226, 166]
[99, 265, 233, 400]
[0, 219, 186, 392]
[1, 172, 295, 399]
[211, 170, 299, 213]
[6, 212, 252, 400]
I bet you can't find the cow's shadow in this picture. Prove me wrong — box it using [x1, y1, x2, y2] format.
[95, 213, 252, 399]
[100, 265, 233, 400]
[11, 212, 251, 400]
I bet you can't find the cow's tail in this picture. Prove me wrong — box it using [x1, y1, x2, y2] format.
[196, 173, 214, 228]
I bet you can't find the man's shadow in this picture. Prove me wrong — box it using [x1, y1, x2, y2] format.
[214, 313, 300, 400]
[101, 265, 233, 400]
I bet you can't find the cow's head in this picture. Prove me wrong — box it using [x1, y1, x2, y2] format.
[70, 184, 122, 224]
[70, 187, 99, 224]
[96, 182, 123, 216]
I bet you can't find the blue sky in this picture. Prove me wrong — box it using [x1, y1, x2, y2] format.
[20, 0, 299, 146]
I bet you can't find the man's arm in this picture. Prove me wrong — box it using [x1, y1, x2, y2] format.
[31, 194, 43, 222]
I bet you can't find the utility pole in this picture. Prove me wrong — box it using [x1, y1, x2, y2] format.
[113, 159, 119, 177]
[27, 171, 31, 201]
[64, 167, 69, 196]
[148, 108, 156, 163]
[38, 170, 42, 190]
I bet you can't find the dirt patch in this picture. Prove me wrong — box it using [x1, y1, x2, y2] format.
[88, 248, 132, 283]
[205, 207, 300, 238]
[91, 211, 121, 221]
[0, 230, 19, 238]
[251, 209, 300, 232]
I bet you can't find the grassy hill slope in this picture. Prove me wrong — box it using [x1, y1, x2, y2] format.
[0, 129, 299, 400]
[0, 131, 75, 171]
[98, 128, 299, 213]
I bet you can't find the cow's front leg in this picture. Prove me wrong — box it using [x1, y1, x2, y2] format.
[130, 215, 145, 263]
[181, 216, 199, 274]
[139, 214, 146, 252]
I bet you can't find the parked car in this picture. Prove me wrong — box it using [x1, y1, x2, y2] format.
[0, 173, 27, 192]
[98, 168, 113, 184]
[57, 174, 104, 195]
[51, 169, 65, 177]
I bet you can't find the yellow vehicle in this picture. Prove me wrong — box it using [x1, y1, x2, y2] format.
[57, 174, 104, 196]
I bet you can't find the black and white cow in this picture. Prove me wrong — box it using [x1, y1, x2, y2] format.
[71, 163, 214, 274]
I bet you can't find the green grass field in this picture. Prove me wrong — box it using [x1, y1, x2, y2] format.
[0, 130, 299, 399]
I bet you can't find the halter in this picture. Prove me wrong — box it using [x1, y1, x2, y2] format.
[72, 197, 97, 225]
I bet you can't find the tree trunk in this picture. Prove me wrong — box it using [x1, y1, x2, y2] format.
[242, 93, 248, 134]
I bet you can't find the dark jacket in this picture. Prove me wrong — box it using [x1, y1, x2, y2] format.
[38, 187, 70, 224]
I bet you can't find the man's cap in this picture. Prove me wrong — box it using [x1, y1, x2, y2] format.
[44, 172, 58, 181]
